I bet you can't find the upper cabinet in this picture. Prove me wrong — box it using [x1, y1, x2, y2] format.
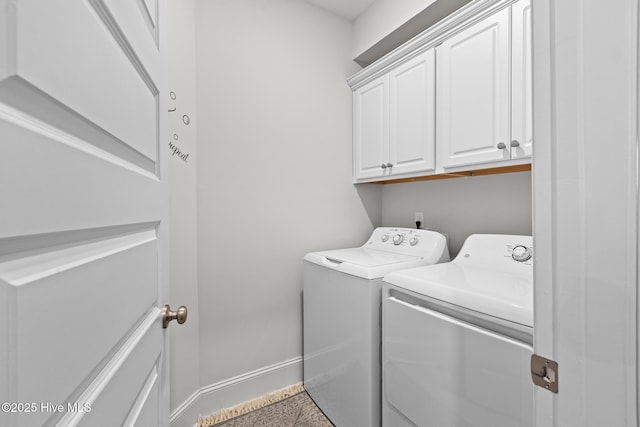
[438, 0, 532, 170]
[436, 7, 511, 169]
[354, 49, 436, 181]
[511, 0, 533, 160]
[354, 74, 389, 181]
[349, 0, 532, 183]
[390, 50, 437, 177]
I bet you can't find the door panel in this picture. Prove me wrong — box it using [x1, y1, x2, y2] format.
[0, 116, 161, 234]
[13, 1, 159, 162]
[354, 75, 389, 180]
[75, 323, 161, 427]
[0, 0, 168, 426]
[511, 0, 533, 159]
[2, 231, 157, 420]
[437, 7, 510, 168]
[141, 0, 159, 30]
[389, 49, 436, 176]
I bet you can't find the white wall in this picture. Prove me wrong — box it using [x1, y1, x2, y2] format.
[193, 0, 381, 416]
[167, 0, 201, 415]
[381, 172, 532, 257]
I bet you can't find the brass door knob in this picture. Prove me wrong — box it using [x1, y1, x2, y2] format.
[162, 304, 188, 328]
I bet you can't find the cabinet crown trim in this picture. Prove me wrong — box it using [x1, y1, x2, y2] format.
[348, 0, 519, 90]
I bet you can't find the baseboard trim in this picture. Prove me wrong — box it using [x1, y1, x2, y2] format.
[170, 357, 303, 427]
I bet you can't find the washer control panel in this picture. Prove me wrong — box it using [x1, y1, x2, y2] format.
[365, 227, 448, 258]
[392, 234, 405, 245]
[375, 228, 417, 247]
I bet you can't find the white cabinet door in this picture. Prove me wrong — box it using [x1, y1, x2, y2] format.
[0, 1, 170, 426]
[511, 0, 533, 159]
[437, 7, 511, 169]
[389, 49, 436, 176]
[354, 75, 389, 180]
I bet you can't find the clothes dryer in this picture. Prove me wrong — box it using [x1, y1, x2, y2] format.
[382, 234, 534, 427]
[303, 227, 449, 427]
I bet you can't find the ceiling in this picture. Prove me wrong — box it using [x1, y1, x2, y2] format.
[302, 0, 376, 20]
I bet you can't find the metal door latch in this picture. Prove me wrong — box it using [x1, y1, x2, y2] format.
[531, 354, 558, 393]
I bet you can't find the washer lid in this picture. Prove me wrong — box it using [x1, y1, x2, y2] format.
[304, 248, 422, 279]
[384, 263, 533, 327]
[319, 248, 420, 267]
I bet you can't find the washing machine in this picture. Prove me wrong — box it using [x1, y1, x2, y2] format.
[303, 227, 450, 427]
[382, 234, 534, 427]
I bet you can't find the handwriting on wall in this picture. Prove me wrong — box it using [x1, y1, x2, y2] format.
[168, 90, 191, 163]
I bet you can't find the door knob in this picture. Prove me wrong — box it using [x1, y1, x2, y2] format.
[162, 304, 188, 328]
[497, 142, 507, 149]
[510, 140, 520, 147]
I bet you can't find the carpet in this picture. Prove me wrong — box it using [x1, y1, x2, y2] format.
[197, 384, 334, 427]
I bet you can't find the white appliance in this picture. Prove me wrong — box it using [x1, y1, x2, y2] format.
[303, 227, 450, 427]
[382, 234, 534, 427]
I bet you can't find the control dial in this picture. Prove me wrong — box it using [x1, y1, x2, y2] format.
[381, 234, 390, 242]
[392, 234, 404, 246]
[512, 245, 532, 262]
[409, 237, 419, 246]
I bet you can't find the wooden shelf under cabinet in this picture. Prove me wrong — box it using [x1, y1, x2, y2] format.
[364, 163, 531, 185]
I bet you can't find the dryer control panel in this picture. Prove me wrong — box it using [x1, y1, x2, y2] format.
[457, 234, 533, 269]
[510, 244, 533, 262]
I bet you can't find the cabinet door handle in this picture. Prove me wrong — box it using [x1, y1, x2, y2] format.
[386, 163, 393, 168]
[497, 142, 507, 149]
[381, 163, 387, 169]
[510, 140, 521, 148]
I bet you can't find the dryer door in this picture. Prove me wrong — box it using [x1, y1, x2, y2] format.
[383, 296, 534, 427]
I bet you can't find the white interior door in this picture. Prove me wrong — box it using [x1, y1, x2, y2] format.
[0, 1, 169, 426]
[532, 0, 638, 426]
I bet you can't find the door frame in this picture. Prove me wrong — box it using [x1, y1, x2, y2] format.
[532, 0, 639, 425]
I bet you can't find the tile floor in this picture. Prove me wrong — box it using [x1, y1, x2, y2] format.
[213, 392, 334, 427]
